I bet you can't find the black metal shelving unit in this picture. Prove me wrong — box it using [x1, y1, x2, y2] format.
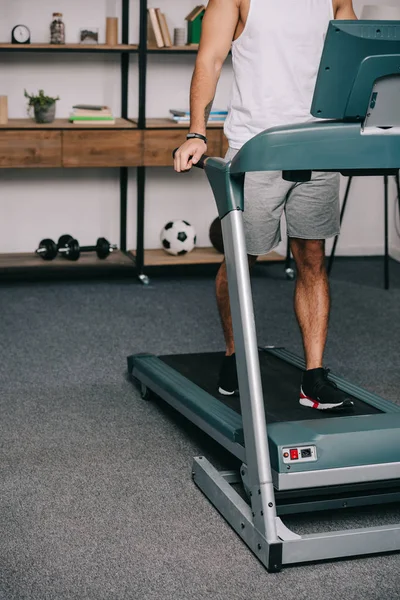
[2, 0, 138, 270]
[3, 0, 208, 282]
[134, 0, 205, 284]
[0, 0, 236, 287]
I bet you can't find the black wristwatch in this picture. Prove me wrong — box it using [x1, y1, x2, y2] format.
[186, 132, 207, 144]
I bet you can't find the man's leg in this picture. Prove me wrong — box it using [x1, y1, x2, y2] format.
[215, 255, 257, 395]
[215, 150, 289, 395]
[290, 238, 328, 370]
[216, 255, 258, 356]
[290, 237, 353, 410]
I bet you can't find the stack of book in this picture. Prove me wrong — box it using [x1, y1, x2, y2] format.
[169, 109, 228, 125]
[148, 8, 173, 48]
[69, 105, 115, 125]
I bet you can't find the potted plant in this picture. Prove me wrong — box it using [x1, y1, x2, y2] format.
[24, 89, 60, 124]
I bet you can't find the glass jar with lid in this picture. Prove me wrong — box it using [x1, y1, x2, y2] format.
[50, 13, 65, 44]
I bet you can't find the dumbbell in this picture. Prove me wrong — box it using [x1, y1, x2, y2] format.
[36, 234, 74, 261]
[36, 238, 58, 261]
[58, 237, 117, 261]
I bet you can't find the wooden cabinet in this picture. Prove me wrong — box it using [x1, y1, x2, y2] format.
[0, 125, 225, 169]
[63, 130, 143, 168]
[0, 131, 62, 168]
[143, 129, 222, 167]
[221, 133, 229, 157]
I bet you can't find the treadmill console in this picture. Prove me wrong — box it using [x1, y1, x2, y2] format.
[282, 446, 318, 464]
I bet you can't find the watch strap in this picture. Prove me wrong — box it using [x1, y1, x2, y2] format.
[186, 133, 207, 144]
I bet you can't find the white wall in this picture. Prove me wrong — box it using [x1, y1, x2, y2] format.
[0, 0, 399, 258]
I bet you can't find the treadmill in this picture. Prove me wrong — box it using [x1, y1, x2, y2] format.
[128, 21, 400, 571]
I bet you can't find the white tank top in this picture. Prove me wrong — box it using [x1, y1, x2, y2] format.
[224, 0, 334, 149]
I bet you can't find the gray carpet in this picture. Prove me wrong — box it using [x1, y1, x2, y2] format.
[0, 258, 399, 600]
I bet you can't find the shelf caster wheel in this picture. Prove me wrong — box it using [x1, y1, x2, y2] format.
[140, 383, 152, 401]
[138, 274, 150, 286]
[285, 268, 295, 281]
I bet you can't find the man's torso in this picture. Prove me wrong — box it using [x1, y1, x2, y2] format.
[235, 0, 338, 37]
[224, 0, 336, 149]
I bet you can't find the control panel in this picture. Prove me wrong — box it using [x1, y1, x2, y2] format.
[282, 446, 317, 464]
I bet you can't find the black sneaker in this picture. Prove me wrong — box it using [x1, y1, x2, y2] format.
[300, 368, 354, 411]
[218, 353, 239, 396]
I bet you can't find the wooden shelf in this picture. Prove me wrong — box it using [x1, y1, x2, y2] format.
[0, 248, 283, 272]
[144, 118, 224, 129]
[0, 43, 138, 52]
[0, 118, 137, 130]
[132, 247, 284, 266]
[0, 251, 134, 271]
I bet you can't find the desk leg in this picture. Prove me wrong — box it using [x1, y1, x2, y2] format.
[120, 167, 128, 252]
[396, 172, 400, 239]
[136, 166, 149, 284]
[384, 176, 389, 291]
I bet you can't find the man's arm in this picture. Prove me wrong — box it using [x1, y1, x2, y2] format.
[334, 0, 358, 20]
[174, 0, 240, 172]
[189, 0, 239, 136]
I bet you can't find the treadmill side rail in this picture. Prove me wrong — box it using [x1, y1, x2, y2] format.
[129, 353, 246, 462]
[282, 524, 400, 566]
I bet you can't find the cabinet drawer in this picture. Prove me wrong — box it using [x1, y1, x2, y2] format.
[63, 130, 142, 167]
[0, 131, 62, 168]
[143, 129, 222, 167]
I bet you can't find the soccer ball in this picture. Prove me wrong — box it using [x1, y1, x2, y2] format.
[160, 220, 197, 256]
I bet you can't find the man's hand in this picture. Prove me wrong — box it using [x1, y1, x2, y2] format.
[174, 138, 207, 172]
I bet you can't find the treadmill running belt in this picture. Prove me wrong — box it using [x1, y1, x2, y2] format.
[159, 351, 381, 424]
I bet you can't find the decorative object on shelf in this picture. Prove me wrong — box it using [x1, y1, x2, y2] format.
[0, 96, 8, 125]
[11, 24, 31, 44]
[24, 89, 60, 124]
[160, 220, 197, 256]
[69, 104, 115, 124]
[80, 28, 99, 44]
[209, 217, 224, 254]
[173, 27, 186, 47]
[106, 17, 118, 45]
[50, 13, 65, 44]
[185, 5, 206, 45]
[148, 8, 164, 48]
[170, 108, 227, 124]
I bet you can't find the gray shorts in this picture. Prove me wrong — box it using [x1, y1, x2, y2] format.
[225, 147, 340, 256]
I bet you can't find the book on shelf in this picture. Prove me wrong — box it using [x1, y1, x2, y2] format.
[148, 8, 164, 47]
[148, 8, 173, 47]
[170, 109, 228, 117]
[72, 104, 110, 112]
[156, 9, 172, 47]
[69, 105, 115, 124]
[169, 108, 227, 124]
[172, 118, 226, 125]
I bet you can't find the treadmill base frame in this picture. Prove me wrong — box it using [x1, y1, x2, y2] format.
[193, 456, 400, 571]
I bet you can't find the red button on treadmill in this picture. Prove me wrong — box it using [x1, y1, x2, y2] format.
[290, 449, 299, 460]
